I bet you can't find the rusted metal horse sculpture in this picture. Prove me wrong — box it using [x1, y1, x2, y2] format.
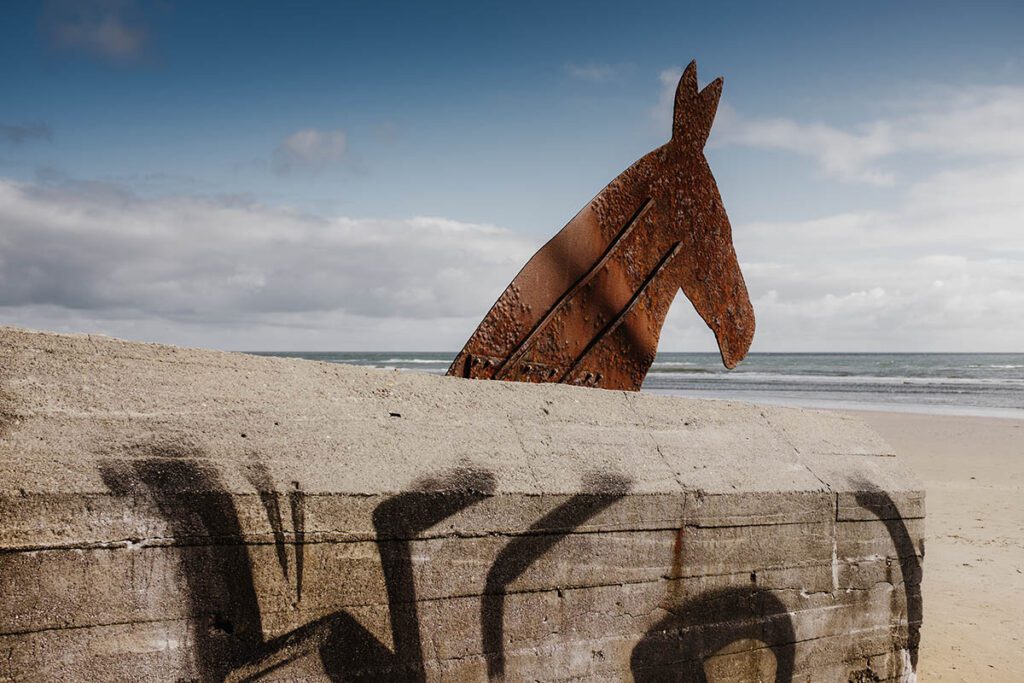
[448, 61, 755, 391]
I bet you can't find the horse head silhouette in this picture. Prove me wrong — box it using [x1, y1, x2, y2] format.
[448, 61, 754, 391]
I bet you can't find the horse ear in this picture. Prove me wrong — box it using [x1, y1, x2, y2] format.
[672, 60, 722, 148]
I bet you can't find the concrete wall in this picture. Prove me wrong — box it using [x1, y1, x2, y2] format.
[0, 327, 922, 681]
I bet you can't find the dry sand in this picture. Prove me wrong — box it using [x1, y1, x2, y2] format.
[846, 411, 1023, 681]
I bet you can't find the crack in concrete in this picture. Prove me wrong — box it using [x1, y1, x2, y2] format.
[622, 391, 690, 496]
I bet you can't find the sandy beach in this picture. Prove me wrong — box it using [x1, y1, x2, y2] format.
[846, 411, 1023, 681]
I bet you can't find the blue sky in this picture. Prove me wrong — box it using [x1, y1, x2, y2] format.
[1, 1, 1023, 351]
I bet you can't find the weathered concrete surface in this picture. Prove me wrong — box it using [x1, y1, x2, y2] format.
[0, 326, 923, 681]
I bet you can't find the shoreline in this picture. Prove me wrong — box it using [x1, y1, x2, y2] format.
[250, 350, 1024, 422]
[840, 410, 1023, 681]
[641, 388, 1024, 421]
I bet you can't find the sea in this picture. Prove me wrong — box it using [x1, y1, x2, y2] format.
[251, 352, 1024, 419]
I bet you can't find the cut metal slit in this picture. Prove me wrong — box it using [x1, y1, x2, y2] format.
[560, 241, 683, 384]
[494, 197, 653, 380]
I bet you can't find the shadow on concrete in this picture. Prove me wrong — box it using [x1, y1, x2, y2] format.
[853, 487, 923, 673]
[630, 586, 796, 682]
[100, 454, 495, 681]
[99, 454, 264, 680]
[481, 471, 631, 679]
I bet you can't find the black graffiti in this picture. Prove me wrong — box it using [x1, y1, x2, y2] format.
[368, 470, 499, 681]
[628, 488, 924, 681]
[630, 587, 796, 682]
[243, 460, 293, 596]
[244, 467, 500, 681]
[99, 454, 265, 680]
[99, 456, 636, 680]
[242, 460, 308, 604]
[101, 452, 496, 681]
[103, 453, 923, 681]
[480, 472, 631, 679]
[289, 481, 306, 602]
[854, 488, 923, 672]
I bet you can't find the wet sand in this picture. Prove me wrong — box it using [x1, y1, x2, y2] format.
[847, 411, 1024, 681]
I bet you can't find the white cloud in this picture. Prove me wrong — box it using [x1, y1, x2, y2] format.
[647, 72, 1024, 350]
[721, 113, 896, 186]
[3, 148, 1021, 352]
[272, 128, 348, 175]
[900, 85, 1024, 157]
[660, 158, 1024, 352]
[715, 84, 1024, 185]
[662, 247, 1024, 352]
[8, 156, 1018, 353]
[0, 178, 536, 349]
[4, 72, 1022, 353]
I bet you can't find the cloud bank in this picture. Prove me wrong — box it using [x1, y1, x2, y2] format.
[717, 85, 1024, 186]
[0, 179, 535, 349]
[642, 68, 1024, 351]
[3, 152, 1021, 352]
[1, 72, 1021, 352]
[719, 160, 1024, 351]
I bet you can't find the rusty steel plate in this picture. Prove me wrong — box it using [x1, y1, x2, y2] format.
[448, 61, 754, 391]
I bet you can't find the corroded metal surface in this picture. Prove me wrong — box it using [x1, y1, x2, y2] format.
[448, 61, 754, 391]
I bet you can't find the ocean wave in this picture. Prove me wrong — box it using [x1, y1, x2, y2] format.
[646, 366, 708, 374]
[376, 365, 447, 374]
[645, 370, 1024, 387]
